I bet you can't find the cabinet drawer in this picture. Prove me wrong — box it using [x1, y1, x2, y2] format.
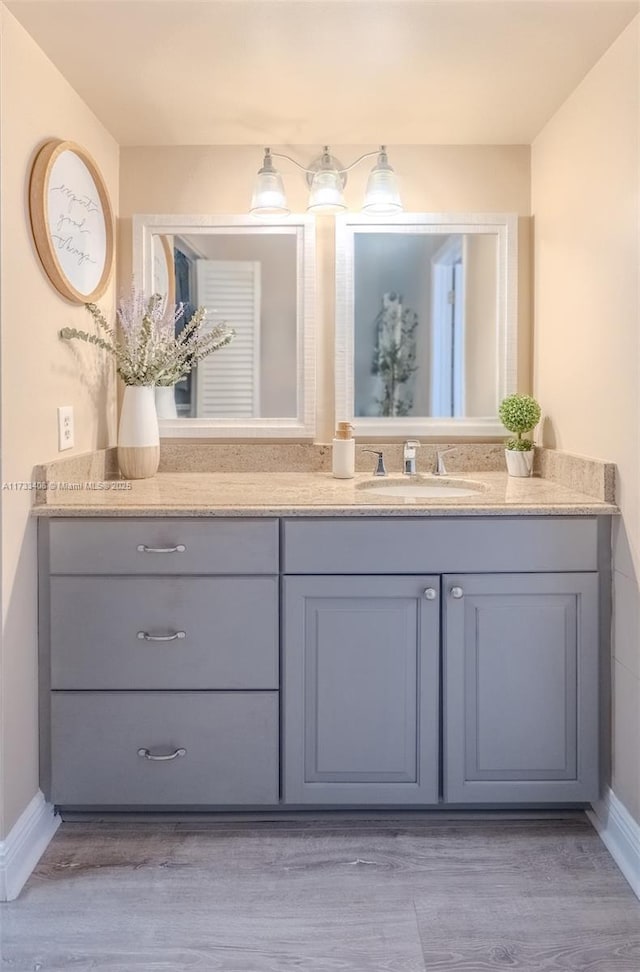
[283, 517, 599, 574]
[50, 577, 278, 689]
[47, 518, 279, 575]
[51, 692, 279, 806]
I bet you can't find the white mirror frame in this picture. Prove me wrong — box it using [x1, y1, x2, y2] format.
[335, 212, 518, 437]
[133, 214, 316, 438]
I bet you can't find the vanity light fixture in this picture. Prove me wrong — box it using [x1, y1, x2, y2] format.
[250, 145, 403, 217]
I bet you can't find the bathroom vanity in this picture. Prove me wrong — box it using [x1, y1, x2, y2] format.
[32, 206, 613, 813]
[35, 469, 615, 812]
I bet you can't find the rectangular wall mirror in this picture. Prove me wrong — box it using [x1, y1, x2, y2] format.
[133, 215, 316, 437]
[335, 213, 518, 437]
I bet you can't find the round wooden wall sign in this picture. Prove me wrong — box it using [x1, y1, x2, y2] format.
[29, 139, 114, 303]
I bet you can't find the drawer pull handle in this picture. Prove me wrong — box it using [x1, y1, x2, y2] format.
[137, 631, 186, 642]
[137, 544, 186, 554]
[137, 747, 187, 761]
[450, 586, 464, 599]
[424, 588, 437, 600]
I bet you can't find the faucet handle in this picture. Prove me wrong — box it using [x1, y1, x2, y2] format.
[403, 440, 421, 475]
[435, 447, 456, 475]
[362, 449, 387, 477]
[403, 439, 421, 456]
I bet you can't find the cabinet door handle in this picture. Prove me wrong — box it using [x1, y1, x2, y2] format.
[136, 544, 186, 554]
[424, 588, 438, 600]
[137, 747, 186, 761]
[450, 586, 464, 599]
[137, 631, 186, 642]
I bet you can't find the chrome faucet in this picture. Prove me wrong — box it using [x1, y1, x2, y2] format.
[434, 448, 456, 476]
[363, 449, 387, 477]
[403, 440, 421, 475]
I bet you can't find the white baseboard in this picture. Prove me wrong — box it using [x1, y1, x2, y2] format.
[588, 788, 640, 900]
[0, 791, 60, 901]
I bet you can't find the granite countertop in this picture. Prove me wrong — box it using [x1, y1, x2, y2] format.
[30, 470, 619, 517]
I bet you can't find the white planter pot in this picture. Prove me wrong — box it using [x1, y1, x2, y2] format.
[505, 448, 534, 478]
[118, 385, 160, 480]
[154, 385, 178, 420]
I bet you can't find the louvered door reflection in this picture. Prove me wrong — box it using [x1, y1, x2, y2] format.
[195, 259, 261, 416]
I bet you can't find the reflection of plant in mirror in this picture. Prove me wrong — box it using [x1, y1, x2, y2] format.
[371, 292, 419, 417]
[60, 293, 234, 386]
[499, 394, 541, 451]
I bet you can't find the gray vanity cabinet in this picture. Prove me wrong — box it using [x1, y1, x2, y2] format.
[39, 513, 607, 811]
[40, 517, 280, 808]
[281, 516, 605, 808]
[283, 575, 440, 804]
[443, 573, 599, 803]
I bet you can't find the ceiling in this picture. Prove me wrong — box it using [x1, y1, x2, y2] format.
[6, 0, 639, 146]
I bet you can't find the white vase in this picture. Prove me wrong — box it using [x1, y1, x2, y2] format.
[505, 448, 534, 478]
[154, 385, 178, 420]
[118, 385, 160, 480]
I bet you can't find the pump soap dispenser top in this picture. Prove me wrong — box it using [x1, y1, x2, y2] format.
[332, 422, 355, 479]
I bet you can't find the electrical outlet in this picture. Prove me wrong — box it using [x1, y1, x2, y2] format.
[57, 406, 74, 451]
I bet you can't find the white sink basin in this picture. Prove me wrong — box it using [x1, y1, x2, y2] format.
[359, 477, 485, 499]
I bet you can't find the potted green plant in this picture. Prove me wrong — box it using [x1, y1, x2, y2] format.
[60, 293, 233, 479]
[498, 393, 542, 477]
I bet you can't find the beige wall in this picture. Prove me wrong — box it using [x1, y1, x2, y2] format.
[120, 145, 531, 441]
[532, 18, 640, 822]
[0, 6, 119, 836]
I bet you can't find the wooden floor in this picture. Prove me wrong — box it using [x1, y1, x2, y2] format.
[2, 814, 640, 971]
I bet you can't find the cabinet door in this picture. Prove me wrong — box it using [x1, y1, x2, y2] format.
[443, 573, 599, 803]
[283, 576, 440, 804]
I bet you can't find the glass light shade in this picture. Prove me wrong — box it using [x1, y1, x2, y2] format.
[307, 169, 347, 213]
[362, 157, 403, 215]
[250, 169, 289, 216]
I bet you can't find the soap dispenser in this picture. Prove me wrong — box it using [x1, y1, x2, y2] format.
[332, 422, 355, 479]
